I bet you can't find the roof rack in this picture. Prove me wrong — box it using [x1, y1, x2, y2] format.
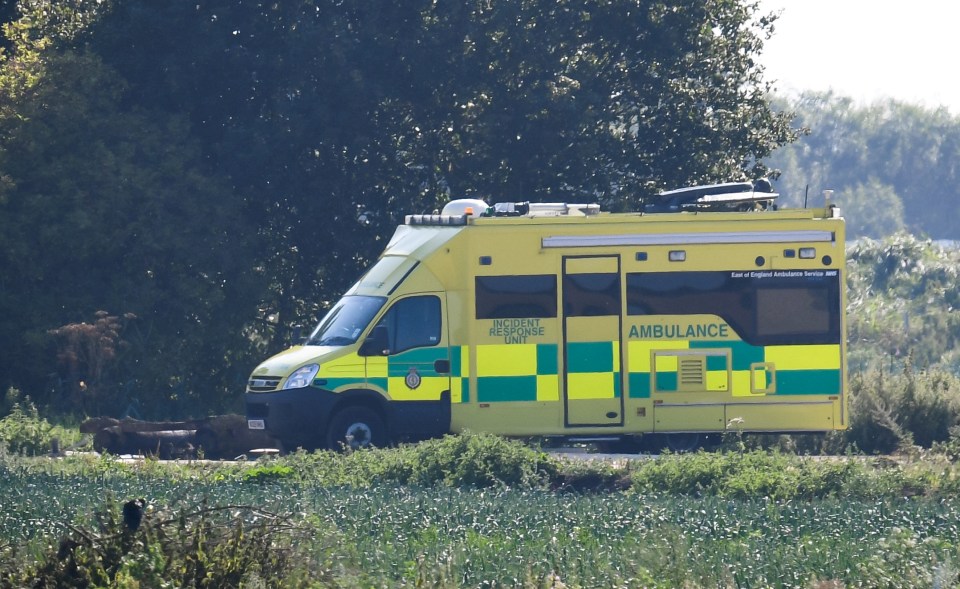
[406, 199, 601, 226]
[645, 180, 778, 213]
[483, 202, 600, 217]
[407, 181, 778, 226]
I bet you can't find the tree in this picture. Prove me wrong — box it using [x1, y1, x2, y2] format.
[83, 0, 798, 324]
[767, 92, 960, 238]
[0, 0, 800, 417]
[0, 0, 18, 52]
[839, 179, 905, 239]
[846, 234, 960, 374]
[0, 8, 263, 416]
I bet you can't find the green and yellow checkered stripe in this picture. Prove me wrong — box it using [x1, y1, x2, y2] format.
[366, 347, 452, 401]
[626, 340, 842, 398]
[473, 343, 559, 403]
[451, 345, 469, 403]
[564, 341, 621, 400]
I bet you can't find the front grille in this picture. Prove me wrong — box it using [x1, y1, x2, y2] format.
[247, 376, 282, 393]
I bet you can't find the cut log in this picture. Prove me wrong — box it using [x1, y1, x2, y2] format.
[84, 414, 279, 459]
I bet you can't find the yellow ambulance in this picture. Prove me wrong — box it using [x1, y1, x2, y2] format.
[245, 181, 847, 451]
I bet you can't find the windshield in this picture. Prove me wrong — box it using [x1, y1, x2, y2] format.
[305, 295, 386, 346]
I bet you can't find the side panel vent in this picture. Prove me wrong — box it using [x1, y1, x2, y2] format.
[678, 357, 705, 390]
[651, 349, 731, 394]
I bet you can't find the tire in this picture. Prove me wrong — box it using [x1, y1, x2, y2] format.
[665, 432, 701, 453]
[326, 406, 388, 451]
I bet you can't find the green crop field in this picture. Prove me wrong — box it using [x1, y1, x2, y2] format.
[3, 443, 960, 588]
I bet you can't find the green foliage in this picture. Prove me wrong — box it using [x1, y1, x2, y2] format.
[404, 431, 558, 488]
[6, 453, 960, 587]
[931, 426, 960, 462]
[2, 498, 314, 588]
[0, 394, 81, 455]
[629, 450, 872, 499]
[846, 365, 960, 453]
[838, 236, 960, 455]
[768, 92, 960, 240]
[240, 463, 295, 484]
[250, 431, 559, 490]
[838, 179, 906, 239]
[0, 0, 798, 417]
[0, 5, 265, 416]
[847, 234, 960, 374]
[0, 400, 53, 455]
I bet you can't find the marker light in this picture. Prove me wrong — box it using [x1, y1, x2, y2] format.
[799, 247, 816, 259]
[668, 250, 686, 262]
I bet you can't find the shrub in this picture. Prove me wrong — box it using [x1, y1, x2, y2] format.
[2, 498, 317, 588]
[407, 431, 558, 488]
[630, 450, 729, 496]
[241, 463, 296, 483]
[0, 397, 79, 456]
[847, 235, 960, 374]
[846, 365, 960, 453]
[257, 432, 560, 490]
[630, 450, 881, 500]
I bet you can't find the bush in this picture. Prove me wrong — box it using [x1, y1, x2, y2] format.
[629, 450, 880, 500]
[255, 432, 560, 490]
[406, 431, 558, 488]
[241, 463, 296, 483]
[846, 364, 960, 453]
[0, 396, 81, 456]
[2, 498, 318, 588]
[847, 235, 960, 374]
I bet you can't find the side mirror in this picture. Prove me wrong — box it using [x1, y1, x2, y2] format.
[359, 325, 389, 357]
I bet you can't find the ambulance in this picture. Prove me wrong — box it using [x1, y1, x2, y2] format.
[245, 181, 847, 451]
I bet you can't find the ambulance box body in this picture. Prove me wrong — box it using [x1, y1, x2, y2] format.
[245, 183, 847, 451]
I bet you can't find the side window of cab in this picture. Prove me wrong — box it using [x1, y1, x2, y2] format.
[375, 295, 442, 354]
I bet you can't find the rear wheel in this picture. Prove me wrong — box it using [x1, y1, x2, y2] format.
[326, 406, 388, 450]
[665, 432, 701, 453]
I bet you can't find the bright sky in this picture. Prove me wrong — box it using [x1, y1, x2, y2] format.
[757, 0, 960, 114]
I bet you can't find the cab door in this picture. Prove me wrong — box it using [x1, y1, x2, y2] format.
[562, 256, 624, 427]
[366, 294, 450, 401]
[363, 293, 452, 439]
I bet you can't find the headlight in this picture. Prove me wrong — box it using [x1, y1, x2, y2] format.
[283, 364, 320, 390]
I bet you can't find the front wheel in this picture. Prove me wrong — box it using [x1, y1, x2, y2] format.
[326, 406, 388, 450]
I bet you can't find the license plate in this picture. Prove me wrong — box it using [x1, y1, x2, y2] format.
[247, 419, 265, 430]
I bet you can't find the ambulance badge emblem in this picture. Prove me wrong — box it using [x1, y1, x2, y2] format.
[405, 367, 422, 389]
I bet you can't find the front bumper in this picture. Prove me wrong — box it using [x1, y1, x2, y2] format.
[245, 386, 337, 449]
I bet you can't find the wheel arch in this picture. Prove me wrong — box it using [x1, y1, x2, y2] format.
[327, 389, 391, 433]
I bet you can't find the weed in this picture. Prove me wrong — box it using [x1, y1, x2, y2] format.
[2, 498, 316, 588]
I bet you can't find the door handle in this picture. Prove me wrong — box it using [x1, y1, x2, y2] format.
[434, 360, 450, 374]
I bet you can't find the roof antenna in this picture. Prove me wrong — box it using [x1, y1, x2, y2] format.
[803, 184, 809, 208]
